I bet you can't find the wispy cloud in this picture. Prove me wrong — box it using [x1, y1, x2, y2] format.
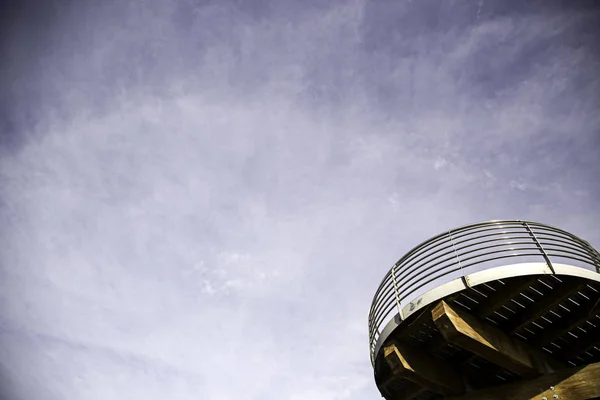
[1, 1, 599, 399]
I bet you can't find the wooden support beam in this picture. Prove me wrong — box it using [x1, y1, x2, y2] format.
[538, 297, 600, 347]
[403, 290, 483, 359]
[554, 319, 600, 363]
[508, 279, 586, 334]
[578, 337, 600, 361]
[393, 385, 427, 400]
[379, 378, 427, 400]
[393, 304, 436, 341]
[383, 341, 464, 395]
[448, 361, 600, 400]
[397, 289, 471, 344]
[432, 301, 549, 376]
[400, 386, 427, 400]
[477, 276, 540, 318]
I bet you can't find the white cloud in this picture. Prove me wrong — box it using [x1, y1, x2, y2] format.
[1, 1, 599, 399]
[509, 180, 527, 191]
[434, 157, 448, 170]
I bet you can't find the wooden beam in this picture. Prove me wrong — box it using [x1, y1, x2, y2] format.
[421, 283, 529, 358]
[393, 303, 436, 341]
[379, 378, 427, 400]
[578, 337, 600, 360]
[448, 361, 600, 400]
[432, 301, 542, 376]
[397, 289, 471, 344]
[553, 319, 600, 363]
[401, 386, 427, 400]
[477, 276, 540, 318]
[383, 341, 464, 395]
[508, 279, 586, 334]
[402, 290, 485, 359]
[538, 297, 600, 347]
[393, 384, 427, 400]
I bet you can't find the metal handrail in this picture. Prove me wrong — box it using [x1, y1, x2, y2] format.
[367, 220, 600, 365]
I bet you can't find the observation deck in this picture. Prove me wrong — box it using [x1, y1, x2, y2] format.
[368, 220, 600, 399]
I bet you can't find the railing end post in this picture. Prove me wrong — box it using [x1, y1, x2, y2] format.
[395, 312, 404, 324]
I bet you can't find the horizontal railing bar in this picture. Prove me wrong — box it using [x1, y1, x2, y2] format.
[387, 221, 510, 267]
[395, 231, 586, 279]
[395, 243, 544, 293]
[449, 224, 527, 243]
[545, 253, 598, 266]
[370, 292, 396, 323]
[398, 252, 543, 303]
[395, 252, 463, 292]
[529, 225, 600, 254]
[371, 296, 397, 330]
[397, 235, 539, 281]
[397, 265, 464, 304]
[395, 244, 457, 283]
[368, 276, 392, 313]
[457, 252, 550, 272]
[452, 232, 534, 248]
[453, 247, 546, 268]
[394, 224, 526, 272]
[535, 236, 594, 253]
[368, 275, 394, 319]
[531, 229, 592, 247]
[392, 236, 454, 273]
[544, 247, 598, 262]
[526, 221, 590, 239]
[397, 250, 546, 303]
[369, 280, 394, 317]
[369, 285, 395, 313]
[370, 271, 393, 300]
[394, 230, 536, 280]
[373, 311, 395, 338]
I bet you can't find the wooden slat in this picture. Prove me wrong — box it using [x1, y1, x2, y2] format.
[383, 341, 464, 395]
[394, 304, 435, 341]
[448, 361, 600, 400]
[432, 301, 540, 376]
[508, 279, 586, 334]
[578, 337, 600, 361]
[477, 276, 540, 317]
[396, 385, 427, 400]
[380, 378, 427, 400]
[538, 297, 600, 347]
[554, 317, 600, 363]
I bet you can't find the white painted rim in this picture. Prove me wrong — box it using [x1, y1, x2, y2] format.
[372, 262, 600, 364]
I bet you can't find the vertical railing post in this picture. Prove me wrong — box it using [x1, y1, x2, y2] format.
[448, 230, 469, 288]
[391, 263, 404, 321]
[522, 221, 555, 274]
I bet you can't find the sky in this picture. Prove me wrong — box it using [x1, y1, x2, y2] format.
[0, 0, 599, 399]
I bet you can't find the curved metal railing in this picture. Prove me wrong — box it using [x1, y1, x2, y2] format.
[368, 220, 600, 365]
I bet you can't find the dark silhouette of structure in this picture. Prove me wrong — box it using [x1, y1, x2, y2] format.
[368, 220, 600, 399]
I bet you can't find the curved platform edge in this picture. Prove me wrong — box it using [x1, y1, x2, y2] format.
[372, 262, 600, 365]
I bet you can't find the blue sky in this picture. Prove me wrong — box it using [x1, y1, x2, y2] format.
[1, 1, 599, 399]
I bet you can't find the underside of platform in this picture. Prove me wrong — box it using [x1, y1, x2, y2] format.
[374, 274, 600, 400]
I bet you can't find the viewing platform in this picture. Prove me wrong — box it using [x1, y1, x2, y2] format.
[368, 220, 600, 399]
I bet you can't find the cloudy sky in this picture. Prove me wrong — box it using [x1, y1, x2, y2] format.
[1, 0, 599, 399]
